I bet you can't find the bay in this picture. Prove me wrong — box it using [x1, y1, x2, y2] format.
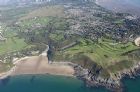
[96, 0, 140, 16]
[0, 74, 140, 92]
[0, 75, 109, 92]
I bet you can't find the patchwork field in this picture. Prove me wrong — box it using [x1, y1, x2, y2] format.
[0, 3, 139, 79]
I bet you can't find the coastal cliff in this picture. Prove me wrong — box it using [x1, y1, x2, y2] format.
[73, 61, 140, 92]
[0, 0, 140, 92]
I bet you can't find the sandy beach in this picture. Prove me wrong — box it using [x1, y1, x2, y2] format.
[0, 55, 75, 79]
[10, 55, 74, 77]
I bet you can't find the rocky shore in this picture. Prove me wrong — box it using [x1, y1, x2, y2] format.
[0, 57, 140, 92]
[0, 44, 140, 92]
[73, 61, 140, 92]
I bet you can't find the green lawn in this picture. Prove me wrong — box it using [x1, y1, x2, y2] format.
[63, 38, 139, 69]
[0, 37, 27, 54]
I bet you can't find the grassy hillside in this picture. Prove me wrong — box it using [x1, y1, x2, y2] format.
[20, 5, 65, 20]
[0, 3, 140, 78]
[53, 38, 139, 77]
[0, 37, 27, 55]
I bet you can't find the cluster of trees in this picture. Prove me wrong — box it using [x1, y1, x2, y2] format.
[15, 17, 78, 60]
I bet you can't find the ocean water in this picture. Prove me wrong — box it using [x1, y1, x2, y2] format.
[96, 0, 140, 16]
[122, 76, 140, 92]
[0, 75, 109, 92]
[0, 75, 140, 92]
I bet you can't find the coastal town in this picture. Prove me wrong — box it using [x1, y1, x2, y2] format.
[0, 0, 140, 92]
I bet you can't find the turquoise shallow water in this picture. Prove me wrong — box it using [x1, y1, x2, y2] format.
[0, 75, 140, 92]
[0, 75, 109, 92]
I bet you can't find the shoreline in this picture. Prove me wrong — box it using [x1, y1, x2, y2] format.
[0, 1, 140, 92]
[0, 47, 140, 92]
[0, 55, 75, 80]
[0, 55, 140, 91]
[73, 60, 140, 92]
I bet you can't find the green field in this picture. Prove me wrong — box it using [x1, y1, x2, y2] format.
[0, 26, 28, 55]
[0, 37, 27, 55]
[0, 6, 37, 23]
[59, 38, 139, 74]
[18, 17, 51, 29]
[20, 5, 64, 20]
[0, 4, 139, 78]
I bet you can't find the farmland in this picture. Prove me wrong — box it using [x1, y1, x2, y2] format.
[0, 1, 140, 81]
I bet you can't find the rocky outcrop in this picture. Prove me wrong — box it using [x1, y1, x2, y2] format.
[73, 62, 140, 92]
[134, 37, 140, 46]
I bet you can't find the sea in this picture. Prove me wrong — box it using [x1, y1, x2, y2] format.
[0, 0, 140, 92]
[0, 75, 109, 92]
[0, 75, 140, 92]
[0, 74, 140, 92]
[96, 0, 140, 17]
